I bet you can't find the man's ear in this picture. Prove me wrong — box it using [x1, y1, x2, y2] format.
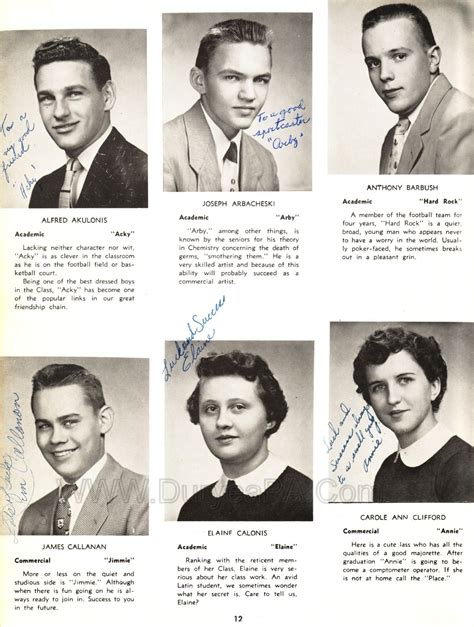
[427, 45, 441, 75]
[98, 405, 114, 435]
[190, 67, 206, 95]
[102, 80, 116, 111]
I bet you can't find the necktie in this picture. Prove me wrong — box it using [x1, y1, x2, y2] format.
[224, 141, 238, 164]
[387, 118, 410, 174]
[58, 158, 83, 208]
[54, 483, 77, 535]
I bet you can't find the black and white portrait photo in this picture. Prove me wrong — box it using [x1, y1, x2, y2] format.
[165, 341, 313, 521]
[163, 13, 312, 192]
[0, 30, 147, 208]
[328, 0, 474, 174]
[329, 322, 474, 503]
[0, 357, 149, 536]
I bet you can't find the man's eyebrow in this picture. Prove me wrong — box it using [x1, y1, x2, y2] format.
[34, 413, 80, 424]
[37, 84, 87, 95]
[387, 47, 412, 54]
[364, 47, 412, 60]
[36, 88, 54, 97]
[217, 69, 272, 78]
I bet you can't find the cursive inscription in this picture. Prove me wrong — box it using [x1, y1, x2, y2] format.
[163, 295, 226, 382]
[1, 393, 34, 538]
[1, 111, 37, 202]
[253, 99, 311, 150]
[326, 402, 383, 486]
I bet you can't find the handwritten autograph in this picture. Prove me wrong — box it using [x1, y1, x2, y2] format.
[326, 402, 383, 485]
[163, 295, 226, 382]
[1, 393, 34, 538]
[254, 99, 311, 150]
[1, 111, 37, 201]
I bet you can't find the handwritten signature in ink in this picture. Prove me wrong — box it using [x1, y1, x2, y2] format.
[254, 99, 311, 150]
[327, 402, 383, 484]
[1, 112, 37, 201]
[1, 393, 34, 538]
[163, 295, 226, 382]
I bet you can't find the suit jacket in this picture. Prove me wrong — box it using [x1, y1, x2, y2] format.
[163, 101, 279, 191]
[29, 128, 148, 208]
[380, 74, 474, 175]
[18, 454, 148, 535]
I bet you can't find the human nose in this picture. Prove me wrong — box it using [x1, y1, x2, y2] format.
[215, 408, 233, 429]
[386, 383, 401, 405]
[379, 59, 394, 82]
[53, 97, 70, 119]
[50, 424, 68, 444]
[239, 80, 256, 101]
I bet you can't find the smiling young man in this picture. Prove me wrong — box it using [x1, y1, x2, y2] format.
[353, 327, 474, 502]
[163, 18, 279, 191]
[361, 3, 474, 174]
[29, 37, 147, 208]
[178, 351, 312, 521]
[19, 364, 148, 535]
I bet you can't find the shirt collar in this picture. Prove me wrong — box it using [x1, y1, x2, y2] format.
[397, 422, 453, 467]
[72, 125, 113, 171]
[58, 451, 107, 493]
[212, 452, 287, 498]
[405, 75, 440, 129]
[200, 102, 241, 165]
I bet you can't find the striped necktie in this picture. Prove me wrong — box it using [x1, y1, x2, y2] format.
[59, 158, 82, 208]
[54, 483, 78, 535]
[387, 118, 410, 174]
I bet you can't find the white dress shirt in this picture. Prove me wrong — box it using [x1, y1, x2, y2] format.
[58, 453, 108, 531]
[396, 75, 440, 155]
[200, 104, 241, 192]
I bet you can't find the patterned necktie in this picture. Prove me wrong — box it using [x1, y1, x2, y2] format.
[54, 483, 77, 535]
[224, 141, 238, 164]
[58, 158, 83, 208]
[387, 118, 410, 174]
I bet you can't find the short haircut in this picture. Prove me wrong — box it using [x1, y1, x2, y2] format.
[31, 363, 107, 414]
[186, 350, 288, 436]
[33, 37, 112, 89]
[362, 3, 437, 48]
[353, 327, 447, 412]
[195, 19, 273, 73]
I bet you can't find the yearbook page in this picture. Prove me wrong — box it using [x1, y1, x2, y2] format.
[1, 0, 473, 626]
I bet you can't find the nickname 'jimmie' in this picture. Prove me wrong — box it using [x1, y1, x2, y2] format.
[19, 363, 149, 535]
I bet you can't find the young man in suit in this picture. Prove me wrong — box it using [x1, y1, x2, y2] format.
[361, 3, 474, 174]
[19, 364, 148, 535]
[164, 18, 279, 192]
[30, 37, 147, 208]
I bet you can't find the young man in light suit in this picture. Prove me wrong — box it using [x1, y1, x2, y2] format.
[30, 37, 148, 208]
[19, 364, 148, 535]
[164, 18, 279, 192]
[362, 3, 474, 174]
